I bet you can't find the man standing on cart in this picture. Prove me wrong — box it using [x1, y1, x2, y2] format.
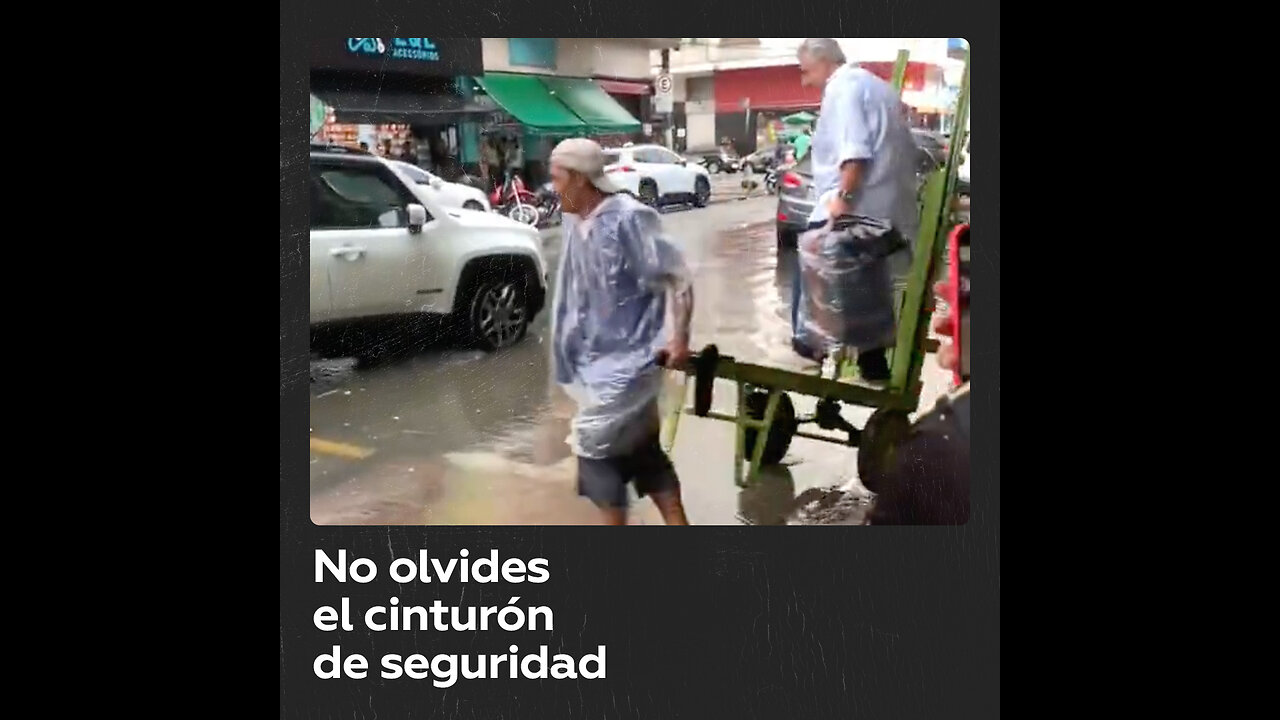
[792, 38, 919, 381]
[548, 138, 695, 526]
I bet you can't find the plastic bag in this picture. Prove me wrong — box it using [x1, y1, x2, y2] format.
[551, 193, 692, 459]
[795, 215, 906, 355]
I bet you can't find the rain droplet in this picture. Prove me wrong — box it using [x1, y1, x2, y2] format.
[392, 416, 400, 421]
[343, 390, 352, 396]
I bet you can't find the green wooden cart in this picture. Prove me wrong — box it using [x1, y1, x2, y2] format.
[660, 49, 971, 491]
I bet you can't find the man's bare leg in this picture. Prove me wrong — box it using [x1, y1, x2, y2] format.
[600, 507, 627, 526]
[649, 490, 690, 525]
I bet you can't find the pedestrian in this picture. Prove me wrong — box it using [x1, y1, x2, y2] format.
[482, 137, 502, 191]
[398, 140, 418, 166]
[791, 127, 812, 162]
[791, 38, 919, 382]
[548, 138, 695, 526]
[506, 137, 525, 181]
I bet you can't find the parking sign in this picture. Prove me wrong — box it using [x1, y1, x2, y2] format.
[654, 73, 673, 114]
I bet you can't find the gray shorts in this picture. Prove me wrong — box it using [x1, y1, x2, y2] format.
[577, 434, 680, 509]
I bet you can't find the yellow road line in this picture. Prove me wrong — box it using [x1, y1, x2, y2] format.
[310, 437, 375, 460]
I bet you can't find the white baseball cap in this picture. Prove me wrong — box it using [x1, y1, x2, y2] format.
[550, 138, 621, 194]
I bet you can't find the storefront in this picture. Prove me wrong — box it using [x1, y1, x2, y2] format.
[469, 72, 643, 185]
[712, 65, 823, 154]
[309, 38, 487, 181]
[707, 60, 940, 153]
[594, 78, 653, 143]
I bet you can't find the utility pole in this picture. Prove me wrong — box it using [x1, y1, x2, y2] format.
[661, 47, 673, 150]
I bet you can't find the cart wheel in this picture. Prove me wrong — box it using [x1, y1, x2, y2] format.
[743, 391, 797, 466]
[857, 409, 911, 494]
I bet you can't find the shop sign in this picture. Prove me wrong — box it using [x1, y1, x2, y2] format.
[313, 38, 483, 76]
[347, 38, 441, 63]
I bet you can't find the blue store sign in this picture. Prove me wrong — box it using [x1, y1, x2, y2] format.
[313, 38, 482, 77]
[347, 38, 441, 63]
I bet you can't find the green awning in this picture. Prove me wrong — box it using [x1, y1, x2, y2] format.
[537, 76, 641, 134]
[782, 111, 817, 125]
[473, 73, 586, 134]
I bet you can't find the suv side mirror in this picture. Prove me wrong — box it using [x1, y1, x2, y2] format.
[407, 203, 428, 233]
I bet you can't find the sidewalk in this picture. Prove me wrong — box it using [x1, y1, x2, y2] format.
[708, 172, 772, 205]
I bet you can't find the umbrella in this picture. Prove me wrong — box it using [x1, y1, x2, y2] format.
[782, 111, 817, 126]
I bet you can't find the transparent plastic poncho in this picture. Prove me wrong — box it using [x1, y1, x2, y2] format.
[551, 193, 692, 459]
[795, 215, 907, 355]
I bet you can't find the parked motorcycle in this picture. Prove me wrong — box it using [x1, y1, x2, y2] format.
[490, 173, 539, 226]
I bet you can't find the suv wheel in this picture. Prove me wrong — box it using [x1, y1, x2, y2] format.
[468, 276, 530, 351]
[638, 179, 659, 207]
[706, 160, 720, 174]
[693, 177, 711, 208]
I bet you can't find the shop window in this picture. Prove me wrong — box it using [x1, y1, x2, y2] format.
[508, 38, 556, 69]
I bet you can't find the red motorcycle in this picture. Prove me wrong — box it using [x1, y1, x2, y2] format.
[489, 173, 539, 226]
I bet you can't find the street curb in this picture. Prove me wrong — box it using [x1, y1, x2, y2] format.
[707, 193, 774, 205]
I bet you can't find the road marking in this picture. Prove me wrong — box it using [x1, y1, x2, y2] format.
[310, 437, 375, 460]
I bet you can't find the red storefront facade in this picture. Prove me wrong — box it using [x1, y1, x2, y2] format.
[712, 61, 930, 113]
[713, 65, 822, 114]
[708, 61, 934, 153]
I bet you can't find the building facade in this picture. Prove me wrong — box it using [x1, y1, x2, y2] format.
[310, 38, 489, 177]
[470, 39, 679, 183]
[655, 38, 964, 153]
[309, 39, 679, 185]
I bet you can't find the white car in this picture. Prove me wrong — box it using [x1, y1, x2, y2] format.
[389, 160, 491, 213]
[310, 146, 548, 353]
[601, 144, 711, 208]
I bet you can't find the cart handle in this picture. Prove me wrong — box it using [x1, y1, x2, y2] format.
[650, 345, 720, 417]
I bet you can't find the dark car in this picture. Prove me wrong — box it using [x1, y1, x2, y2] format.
[686, 147, 741, 174]
[741, 146, 782, 174]
[776, 144, 940, 249]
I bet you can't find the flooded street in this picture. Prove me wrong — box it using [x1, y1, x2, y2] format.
[309, 192, 953, 525]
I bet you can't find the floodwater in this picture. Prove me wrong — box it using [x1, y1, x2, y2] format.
[309, 195, 953, 525]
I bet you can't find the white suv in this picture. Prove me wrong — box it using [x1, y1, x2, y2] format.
[309, 145, 548, 354]
[389, 160, 491, 213]
[601, 144, 711, 208]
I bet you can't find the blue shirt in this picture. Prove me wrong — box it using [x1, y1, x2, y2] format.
[807, 64, 919, 245]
